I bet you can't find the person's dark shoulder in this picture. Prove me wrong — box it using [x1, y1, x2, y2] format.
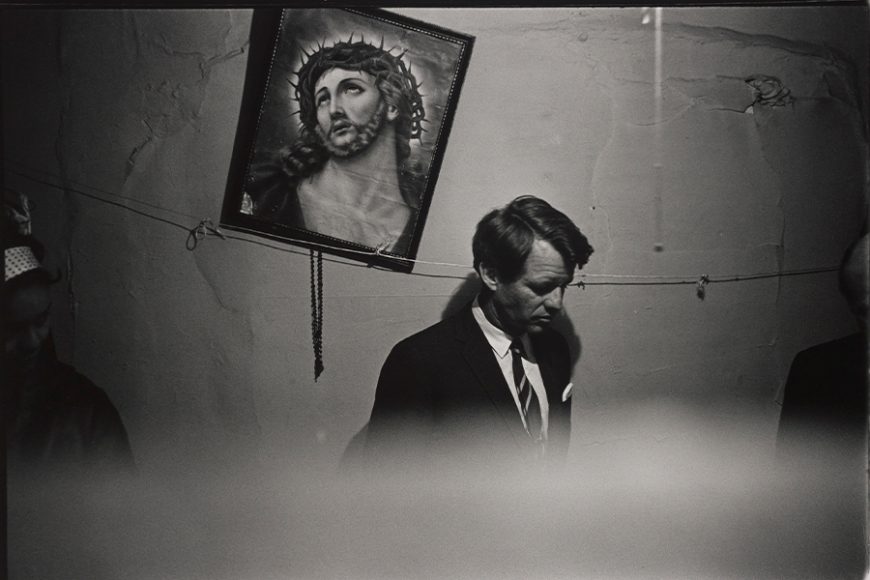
[784, 332, 867, 409]
[48, 363, 118, 412]
[792, 332, 866, 370]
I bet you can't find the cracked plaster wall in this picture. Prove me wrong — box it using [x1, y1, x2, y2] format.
[3, 8, 867, 479]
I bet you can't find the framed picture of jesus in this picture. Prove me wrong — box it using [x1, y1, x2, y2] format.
[221, 8, 474, 272]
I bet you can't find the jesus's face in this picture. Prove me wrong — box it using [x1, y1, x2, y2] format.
[312, 68, 397, 157]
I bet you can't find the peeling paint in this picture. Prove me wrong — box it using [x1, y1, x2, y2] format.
[125, 134, 153, 180]
[667, 76, 755, 114]
[746, 75, 794, 108]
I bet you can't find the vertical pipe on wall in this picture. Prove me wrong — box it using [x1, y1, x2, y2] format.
[653, 7, 664, 252]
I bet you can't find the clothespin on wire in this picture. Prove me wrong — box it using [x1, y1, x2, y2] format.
[187, 218, 226, 250]
[696, 275, 710, 300]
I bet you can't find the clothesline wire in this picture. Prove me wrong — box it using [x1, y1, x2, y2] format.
[574, 266, 838, 286]
[5, 161, 201, 223]
[6, 173, 193, 235]
[4, 162, 839, 285]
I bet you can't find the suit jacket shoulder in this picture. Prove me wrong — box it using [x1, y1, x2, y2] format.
[782, 332, 867, 409]
[365, 303, 575, 469]
[777, 332, 867, 464]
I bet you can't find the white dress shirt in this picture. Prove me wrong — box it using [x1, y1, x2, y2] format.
[471, 299, 549, 439]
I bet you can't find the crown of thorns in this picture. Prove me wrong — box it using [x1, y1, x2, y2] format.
[291, 35, 426, 141]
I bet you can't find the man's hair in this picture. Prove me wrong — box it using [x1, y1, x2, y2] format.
[472, 195, 594, 283]
[294, 38, 425, 162]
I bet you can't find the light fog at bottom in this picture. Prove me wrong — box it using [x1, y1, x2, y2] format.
[7, 414, 864, 580]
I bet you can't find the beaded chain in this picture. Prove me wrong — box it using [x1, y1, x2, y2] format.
[310, 248, 324, 380]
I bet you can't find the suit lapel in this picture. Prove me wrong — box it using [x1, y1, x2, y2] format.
[455, 305, 531, 447]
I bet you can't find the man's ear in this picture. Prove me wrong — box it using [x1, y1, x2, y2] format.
[386, 103, 399, 122]
[478, 263, 500, 292]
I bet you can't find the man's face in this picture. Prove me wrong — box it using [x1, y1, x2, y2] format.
[482, 239, 573, 337]
[312, 68, 396, 157]
[3, 281, 52, 373]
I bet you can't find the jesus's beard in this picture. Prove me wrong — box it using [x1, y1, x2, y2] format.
[315, 100, 388, 159]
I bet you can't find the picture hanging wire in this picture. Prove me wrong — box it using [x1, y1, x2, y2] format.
[4, 167, 842, 297]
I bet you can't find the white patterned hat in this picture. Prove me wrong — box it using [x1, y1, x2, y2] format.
[4, 245, 42, 283]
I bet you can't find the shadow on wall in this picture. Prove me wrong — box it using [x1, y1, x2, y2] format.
[440, 272, 480, 319]
[340, 272, 584, 467]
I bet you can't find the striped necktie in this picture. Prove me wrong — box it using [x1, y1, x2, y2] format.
[510, 339, 542, 440]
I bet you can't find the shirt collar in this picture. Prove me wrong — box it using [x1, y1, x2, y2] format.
[472, 297, 526, 359]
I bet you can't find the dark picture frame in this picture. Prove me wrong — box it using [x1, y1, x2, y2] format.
[221, 8, 474, 272]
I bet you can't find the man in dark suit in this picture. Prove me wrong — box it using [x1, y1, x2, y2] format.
[364, 196, 593, 474]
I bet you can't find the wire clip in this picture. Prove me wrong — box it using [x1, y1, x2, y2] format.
[696, 275, 710, 300]
[187, 218, 225, 250]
